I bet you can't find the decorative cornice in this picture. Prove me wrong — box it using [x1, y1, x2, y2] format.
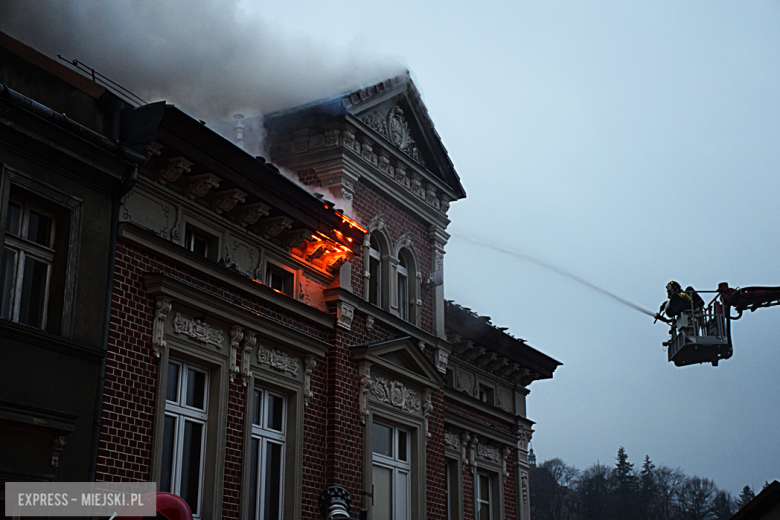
[369, 375, 421, 413]
[258, 216, 294, 239]
[184, 173, 220, 200]
[156, 157, 192, 185]
[211, 188, 247, 214]
[152, 297, 172, 357]
[173, 312, 224, 348]
[234, 202, 271, 227]
[258, 344, 300, 376]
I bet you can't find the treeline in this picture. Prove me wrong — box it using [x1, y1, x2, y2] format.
[530, 447, 758, 520]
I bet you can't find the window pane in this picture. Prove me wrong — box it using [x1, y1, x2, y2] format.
[266, 394, 284, 432]
[372, 423, 393, 457]
[27, 210, 52, 247]
[372, 465, 393, 520]
[1, 248, 17, 320]
[180, 420, 204, 515]
[186, 368, 206, 410]
[192, 234, 208, 257]
[253, 389, 262, 426]
[18, 256, 48, 328]
[368, 256, 380, 305]
[478, 501, 490, 520]
[397, 430, 407, 462]
[398, 274, 408, 321]
[160, 415, 177, 492]
[262, 442, 283, 520]
[249, 438, 259, 520]
[479, 474, 490, 501]
[166, 363, 180, 402]
[5, 202, 21, 235]
[396, 471, 409, 520]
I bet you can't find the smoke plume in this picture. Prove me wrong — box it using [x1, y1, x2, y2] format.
[0, 0, 406, 120]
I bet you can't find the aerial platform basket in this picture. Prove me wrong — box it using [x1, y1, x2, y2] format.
[666, 293, 732, 367]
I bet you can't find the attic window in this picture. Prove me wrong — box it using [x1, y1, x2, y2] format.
[478, 384, 494, 406]
[265, 263, 294, 297]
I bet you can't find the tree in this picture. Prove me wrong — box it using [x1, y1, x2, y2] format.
[676, 476, 717, 520]
[578, 462, 613, 520]
[654, 466, 686, 520]
[736, 485, 755, 509]
[712, 491, 732, 520]
[535, 458, 581, 520]
[611, 447, 639, 520]
[639, 456, 658, 520]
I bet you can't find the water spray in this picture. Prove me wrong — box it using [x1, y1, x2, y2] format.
[453, 234, 657, 318]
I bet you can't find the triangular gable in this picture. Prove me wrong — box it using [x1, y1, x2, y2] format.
[342, 75, 466, 200]
[353, 336, 445, 389]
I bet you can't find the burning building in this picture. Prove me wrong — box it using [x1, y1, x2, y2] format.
[0, 31, 560, 520]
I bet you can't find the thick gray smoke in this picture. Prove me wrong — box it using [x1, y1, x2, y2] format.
[0, 0, 406, 120]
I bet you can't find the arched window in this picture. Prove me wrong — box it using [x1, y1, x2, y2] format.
[397, 254, 409, 322]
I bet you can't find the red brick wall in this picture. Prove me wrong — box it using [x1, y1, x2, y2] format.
[223, 379, 246, 520]
[426, 389, 447, 520]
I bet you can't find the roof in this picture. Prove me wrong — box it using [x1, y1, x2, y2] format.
[730, 481, 780, 520]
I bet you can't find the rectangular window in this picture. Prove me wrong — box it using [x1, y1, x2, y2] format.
[161, 360, 208, 519]
[445, 458, 460, 520]
[249, 388, 286, 520]
[397, 265, 409, 322]
[185, 227, 211, 258]
[368, 245, 382, 306]
[372, 421, 410, 520]
[265, 264, 293, 297]
[478, 385, 494, 406]
[476, 473, 493, 520]
[1, 199, 56, 329]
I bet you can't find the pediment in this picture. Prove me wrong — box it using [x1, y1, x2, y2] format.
[346, 78, 466, 199]
[353, 336, 445, 389]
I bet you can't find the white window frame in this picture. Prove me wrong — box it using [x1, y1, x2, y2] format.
[368, 236, 383, 307]
[1, 198, 56, 329]
[476, 472, 493, 520]
[249, 387, 287, 520]
[371, 421, 411, 520]
[397, 259, 409, 322]
[162, 360, 209, 519]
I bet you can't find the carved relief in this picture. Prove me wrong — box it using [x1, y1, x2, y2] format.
[52, 436, 67, 468]
[173, 313, 224, 348]
[156, 157, 192, 185]
[241, 330, 256, 386]
[185, 173, 220, 200]
[422, 388, 433, 439]
[497, 387, 513, 412]
[368, 376, 421, 413]
[469, 435, 478, 473]
[258, 345, 300, 376]
[121, 190, 176, 239]
[521, 473, 529, 505]
[229, 326, 244, 384]
[444, 431, 460, 450]
[304, 355, 316, 407]
[211, 189, 247, 214]
[503, 446, 512, 480]
[258, 216, 294, 239]
[365, 315, 375, 330]
[235, 202, 271, 227]
[361, 106, 425, 165]
[359, 362, 371, 424]
[395, 163, 410, 189]
[324, 129, 340, 147]
[461, 432, 471, 464]
[143, 142, 163, 161]
[152, 297, 172, 357]
[516, 424, 534, 451]
[434, 349, 449, 374]
[281, 229, 311, 251]
[337, 302, 355, 330]
[477, 443, 501, 463]
[456, 369, 475, 397]
[230, 239, 258, 277]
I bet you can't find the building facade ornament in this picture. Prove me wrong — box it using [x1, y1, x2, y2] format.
[502, 446, 512, 480]
[422, 388, 433, 439]
[304, 355, 316, 407]
[469, 434, 479, 474]
[324, 128, 340, 147]
[444, 430, 459, 450]
[235, 202, 271, 227]
[156, 157, 192, 185]
[152, 297, 172, 357]
[358, 362, 372, 424]
[460, 432, 470, 464]
[281, 229, 311, 251]
[173, 312, 224, 348]
[240, 330, 256, 386]
[336, 301, 355, 330]
[184, 173, 220, 200]
[477, 443, 501, 463]
[365, 315, 375, 330]
[368, 376, 421, 413]
[229, 325, 244, 384]
[516, 424, 534, 451]
[211, 188, 247, 214]
[258, 216, 294, 239]
[52, 435, 67, 468]
[434, 348, 449, 374]
[361, 106, 425, 165]
[257, 345, 300, 376]
[143, 141, 163, 161]
[521, 473, 529, 505]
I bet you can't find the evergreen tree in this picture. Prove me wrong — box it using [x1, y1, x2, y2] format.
[611, 447, 639, 520]
[712, 491, 732, 520]
[736, 485, 755, 509]
[639, 456, 657, 520]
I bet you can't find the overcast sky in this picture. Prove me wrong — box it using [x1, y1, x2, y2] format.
[3, 0, 778, 497]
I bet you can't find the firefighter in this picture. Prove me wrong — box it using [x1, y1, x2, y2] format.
[656, 281, 705, 327]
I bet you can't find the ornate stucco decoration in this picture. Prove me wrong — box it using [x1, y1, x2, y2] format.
[477, 443, 501, 463]
[361, 106, 425, 166]
[152, 297, 172, 357]
[304, 355, 316, 407]
[460, 432, 471, 465]
[369, 376, 421, 413]
[229, 326, 244, 384]
[143, 142, 163, 161]
[502, 447, 512, 480]
[258, 216, 294, 239]
[444, 430, 460, 450]
[173, 312, 224, 348]
[516, 424, 534, 452]
[359, 362, 372, 424]
[422, 388, 433, 440]
[468, 435, 479, 474]
[52, 436, 67, 468]
[336, 302, 355, 330]
[281, 229, 311, 251]
[156, 157, 192, 185]
[211, 188, 247, 214]
[434, 349, 449, 374]
[258, 344, 300, 376]
[456, 370, 475, 397]
[324, 128, 340, 147]
[240, 330, 256, 386]
[365, 315, 375, 331]
[235, 202, 271, 227]
[185, 173, 220, 200]
[521, 473, 529, 505]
